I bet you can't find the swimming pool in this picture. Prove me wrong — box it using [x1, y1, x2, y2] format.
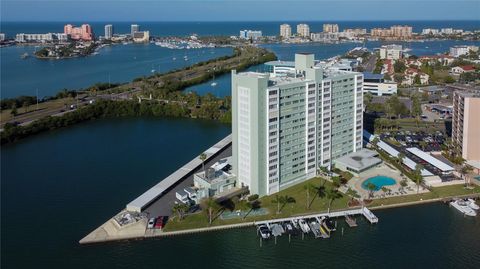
[362, 176, 397, 191]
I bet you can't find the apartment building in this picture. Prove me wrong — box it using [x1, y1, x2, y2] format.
[232, 53, 363, 196]
[297, 24, 310, 37]
[280, 24, 292, 39]
[452, 91, 480, 162]
[323, 24, 339, 33]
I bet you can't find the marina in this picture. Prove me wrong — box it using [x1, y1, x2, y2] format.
[255, 207, 378, 243]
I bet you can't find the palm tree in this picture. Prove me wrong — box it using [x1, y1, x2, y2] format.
[367, 182, 377, 199]
[381, 186, 391, 196]
[460, 164, 473, 186]
[398, 152, 405, 166]
[414, 164, 424, 193]
[346, 188, 360, 205]
[172, 203, 189, 221]
[271, 195, 296, 214]
[199, 152, 207, 175]
[325, 187, 343, 213]
[303, 183, 315, 209]
[200, 197, 220, 225]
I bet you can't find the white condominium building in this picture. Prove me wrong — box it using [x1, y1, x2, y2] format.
[280, 24, 292, 39]
[232, 53, 363, 196]
[297, 24, 310, 37]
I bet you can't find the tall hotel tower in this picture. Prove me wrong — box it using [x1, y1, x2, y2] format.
[232, 53, 363, 196]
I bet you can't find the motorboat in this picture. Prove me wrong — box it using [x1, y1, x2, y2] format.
[450, 199, 477, 217]
[466, 199, 480, 210]
[298, 219, 310, 233]
[257, 224, 271, 239]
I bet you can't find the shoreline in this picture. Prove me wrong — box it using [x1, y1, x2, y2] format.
[79, 192, 480, 245]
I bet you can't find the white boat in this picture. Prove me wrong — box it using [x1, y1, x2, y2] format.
[466, 199, 480, 210]
[210, 82, 217, 87]
[450, 200, 477, 217]
[298, 219, 310, 233]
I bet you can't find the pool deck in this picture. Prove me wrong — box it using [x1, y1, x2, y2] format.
[345, 163, 429, 199]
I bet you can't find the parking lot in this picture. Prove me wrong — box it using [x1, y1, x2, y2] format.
[379, 131, 457, 181]
[379, 130, 445, 152]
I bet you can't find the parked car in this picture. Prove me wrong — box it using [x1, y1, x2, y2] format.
[154, 216, 164, 229]
[147, 218, 155, 229]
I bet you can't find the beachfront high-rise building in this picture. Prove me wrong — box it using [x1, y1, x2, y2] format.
[323, 24, 339, 33]
[231, 53, 363, 196]
[296, 24, 310, 37]
[64, 24, 93, 41]
[104, 24, 113, 39]
[371, 25, 412, 39]
[131, 24, 139, 36]
[280, 24, 292, 39]
[452, 91, 480, 162]
[0, 33, 5, 41]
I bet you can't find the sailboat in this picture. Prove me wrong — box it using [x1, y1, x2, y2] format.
[151, 64, 155, 73]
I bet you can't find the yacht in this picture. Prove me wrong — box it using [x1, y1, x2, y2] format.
[450, 199, 477, 217]
[298, 219, 310, 233]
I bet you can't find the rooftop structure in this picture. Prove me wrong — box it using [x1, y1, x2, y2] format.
[406, 147, 454, 174]
[363, 72, 397, 96]
[232, 53, 363, 196]
[193, 157, 236, 200]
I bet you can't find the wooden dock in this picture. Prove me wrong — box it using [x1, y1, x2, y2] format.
[345, 215, 358, 227]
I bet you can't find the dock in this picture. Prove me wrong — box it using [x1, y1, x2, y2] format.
[345, 215, 358, 227]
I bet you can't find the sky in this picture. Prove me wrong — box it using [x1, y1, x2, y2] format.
[1, 0, 480, 22]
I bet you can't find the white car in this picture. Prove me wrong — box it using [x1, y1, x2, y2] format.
[147, 218, 155, 229]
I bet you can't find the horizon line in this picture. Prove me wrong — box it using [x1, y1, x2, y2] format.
[2, 19, 480, 23]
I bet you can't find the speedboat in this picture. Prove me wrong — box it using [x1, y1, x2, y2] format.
[466, 199, 480, 210]
[299, 219, 310, 233]
[257, 224, 271, 239]
[210, 82, 217, 87]
[450, 199, 477, 217]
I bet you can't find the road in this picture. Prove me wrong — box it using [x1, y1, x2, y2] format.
[363, 54, 378, 73]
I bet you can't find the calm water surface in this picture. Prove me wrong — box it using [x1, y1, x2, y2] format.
[1, 118, 480, 269]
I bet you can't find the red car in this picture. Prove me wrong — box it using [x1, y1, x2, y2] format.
[154, 217, 164, 229]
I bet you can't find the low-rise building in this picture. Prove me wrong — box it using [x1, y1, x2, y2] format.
[239, 30, 262, 40]
[193, 157, 237, 200]
[15, 33, 67, 43]
[333, 149, 382, 176]
[363, 73, 397, 96]
[422, 28, 439, 35]
[450, 65, 476, 75]
[402, 68, 430, 86]
[450, 45, 479, 57]
[419, 55, 455, 66]
[379, 44, 403, 60]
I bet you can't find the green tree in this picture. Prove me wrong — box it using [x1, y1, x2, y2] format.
[411, 95, 422, 119]
[460, 164, 473, 186]
[413, 164, 424, 193]
[200, 197, 220, 225]
[394, 61, 407, 73]
[10, 105, 18, 118]
[303, 183, 315, 209]
[271, 195, 296, 214]
[414, 74, 421, 85]
[367, 182, 377, 198]
[172, 203, 189, 221]
[326, 187, 343, 213]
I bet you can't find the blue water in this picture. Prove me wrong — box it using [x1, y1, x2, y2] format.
[0, 44, 232, 99]
[1, 118, 480, 268]
[186, 39, 480, 97]
[2, 21, 480, 38]
[362, 176, 397, 191]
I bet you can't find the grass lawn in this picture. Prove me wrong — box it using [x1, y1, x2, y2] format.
[1, 97, 74, 124]
[164, 178, 480, 232]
